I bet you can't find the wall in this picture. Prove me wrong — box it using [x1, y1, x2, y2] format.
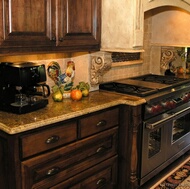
[101, 12, 151, 82]
[145, 6, 190, 75]
[151, 7, 190, 46]
[144, 11, 161, 75]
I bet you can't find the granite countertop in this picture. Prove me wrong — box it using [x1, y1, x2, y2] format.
[0, 90, 146, 135]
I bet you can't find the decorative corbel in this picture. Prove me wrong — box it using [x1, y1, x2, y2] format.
[90, 52, 112, 85]
[160, 48, 176, 74]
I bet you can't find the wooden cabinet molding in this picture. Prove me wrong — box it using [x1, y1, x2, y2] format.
[118, 105, 142, 189]
[133, 0, 144, 48]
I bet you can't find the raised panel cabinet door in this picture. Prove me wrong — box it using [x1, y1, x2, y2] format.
[0, 0, 56, 47]
[56, 0, 101, 49]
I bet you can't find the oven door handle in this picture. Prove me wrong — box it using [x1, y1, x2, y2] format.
[145, 106, 190, 130]
[172, 106, 190, 118]
[145, 113, 175, 130]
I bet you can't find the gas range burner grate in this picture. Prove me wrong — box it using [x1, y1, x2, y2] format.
[132, 74, 187, 85]
[99, 82, 157, 97]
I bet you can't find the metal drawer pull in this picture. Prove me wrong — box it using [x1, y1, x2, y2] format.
[46, 135, 60, 144]
[46, 167, 60, 176]
[96, 146, 106, 153]
[97, 178, 106, 185]
[96, 120, 107, 127]
[51, 37, 56, 41]
[59, 37, 63, 42]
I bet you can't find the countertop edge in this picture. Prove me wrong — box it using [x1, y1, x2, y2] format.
[0, 95, 146, 135]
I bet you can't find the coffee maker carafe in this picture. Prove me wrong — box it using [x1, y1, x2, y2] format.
[0, 62, 50, 114]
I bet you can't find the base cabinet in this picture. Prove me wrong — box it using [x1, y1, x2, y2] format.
[51, 156, 118, 189]
[0, 107, 119, 189]
[21, 127, 118, 188]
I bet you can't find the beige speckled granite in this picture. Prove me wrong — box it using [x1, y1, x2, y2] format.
[0, 91, 145, 135]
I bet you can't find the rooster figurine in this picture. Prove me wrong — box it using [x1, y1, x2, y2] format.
[57, 61, 75, 84]
[65, 61, 75, 83]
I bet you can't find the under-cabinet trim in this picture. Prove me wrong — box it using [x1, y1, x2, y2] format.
[111, 60, 143, 68]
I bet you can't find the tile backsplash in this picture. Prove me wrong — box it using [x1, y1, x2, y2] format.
[0, 50, 151, 93]
[0, 52, 99, 92]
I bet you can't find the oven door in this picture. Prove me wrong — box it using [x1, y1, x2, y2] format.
[140, 105, 190, 185]
[141, 113, 173, 183]
[167, 106, 190, 159]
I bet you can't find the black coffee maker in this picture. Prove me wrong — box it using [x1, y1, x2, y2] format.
[0, 62, 50, 114]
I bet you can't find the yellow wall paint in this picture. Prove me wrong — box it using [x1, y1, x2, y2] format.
[151, 7, 190, 46]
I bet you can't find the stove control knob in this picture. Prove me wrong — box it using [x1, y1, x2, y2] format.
[162, 101, 171, 109]
[169, 100, 176, 108]
[155, 104, 162, 112]
[182, 94, 189, 102]
[162, 100, 175, 109]
[182, 93, 190, 102]
[146, 105, 155, 114]
[146, 104, 162, 114]
[161, 101, 168, 108]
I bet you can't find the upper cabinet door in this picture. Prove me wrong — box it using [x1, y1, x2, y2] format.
[0, 0, 101, 54]
[56, 0, 101, 51]
[101, 0, 144, 52]
[0, 0, 55, 48]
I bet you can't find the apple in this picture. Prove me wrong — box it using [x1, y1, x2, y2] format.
[70, 89, 82, 101]
[177, 67, 184, 74]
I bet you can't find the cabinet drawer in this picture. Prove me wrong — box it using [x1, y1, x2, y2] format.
[21, 127, 118, 189]
[20, 121, 77, 158]
[51, 155, 118, 189]
[79, 107, 119, 138]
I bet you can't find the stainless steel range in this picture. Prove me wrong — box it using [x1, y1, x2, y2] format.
[99, 74, 190, 186]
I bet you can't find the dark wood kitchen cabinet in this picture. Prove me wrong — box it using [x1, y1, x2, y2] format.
[0, 0, 56, 51]
[0, 0, 101, 54]
[56, 0, 101, 50]
[0, 107, 118, 189]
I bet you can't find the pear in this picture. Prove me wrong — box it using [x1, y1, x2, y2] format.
[82, 89, 89, 97]
[52, 90, 63, 102]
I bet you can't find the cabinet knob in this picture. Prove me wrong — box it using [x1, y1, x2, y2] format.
[59, 37, 63, 42]
[46, 135, 60, 144]
[96, 178, 107, 186]
[51, 37, 56, 42]
[96, 120, 107, 127]
[46, 167, 60, 176]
